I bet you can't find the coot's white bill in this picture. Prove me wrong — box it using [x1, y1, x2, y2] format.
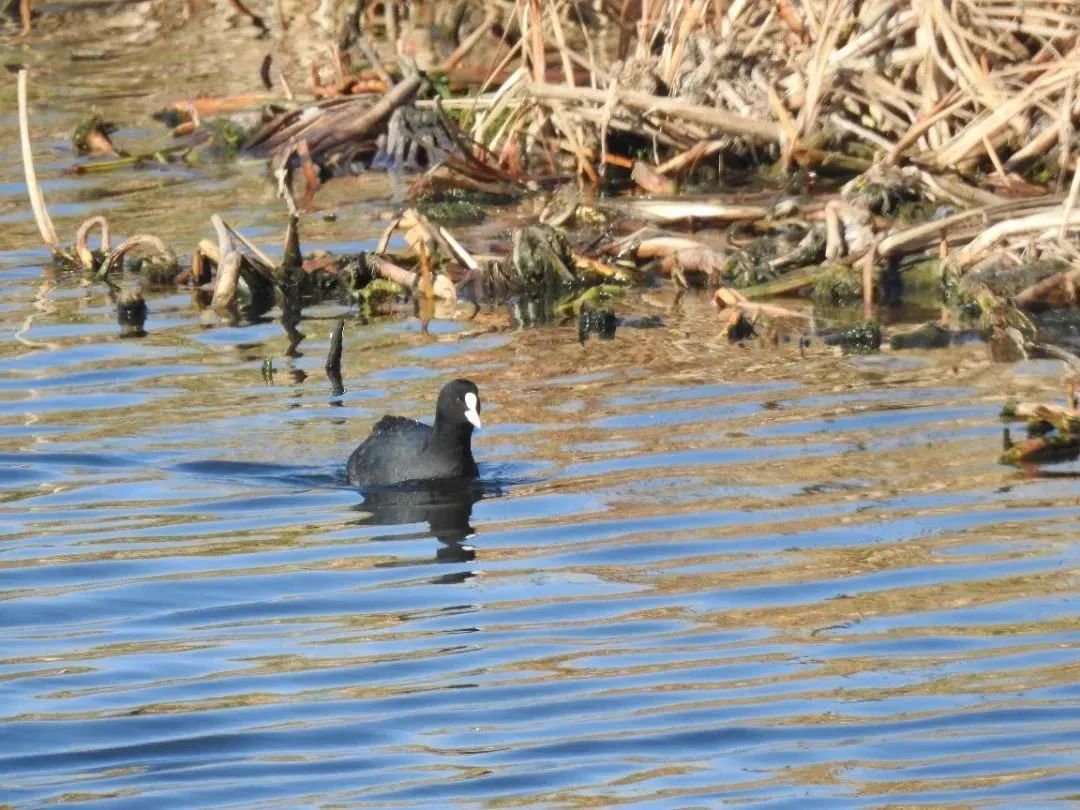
[464, 391, 482, 429]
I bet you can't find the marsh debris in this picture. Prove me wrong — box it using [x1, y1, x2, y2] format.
[16, 2, 1080, 471]
[1002, 400, 1080, 466]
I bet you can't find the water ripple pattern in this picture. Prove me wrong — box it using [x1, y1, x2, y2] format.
[2, 289, 1078, 808]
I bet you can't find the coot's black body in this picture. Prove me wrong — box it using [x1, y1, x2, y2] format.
[346, 380, 481, 487]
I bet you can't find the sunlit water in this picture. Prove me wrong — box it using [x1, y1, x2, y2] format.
[2, 6, 1079, 808]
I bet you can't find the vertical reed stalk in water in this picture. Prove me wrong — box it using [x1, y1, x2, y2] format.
[16, 68, 59, 253]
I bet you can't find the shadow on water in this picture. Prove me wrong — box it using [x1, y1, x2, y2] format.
[171, 459, 516, 572]
[355, 482, 481, 567]
[354, 478, 508, 574]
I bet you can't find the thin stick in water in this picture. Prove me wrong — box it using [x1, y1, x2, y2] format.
[16, 68, 59, 251]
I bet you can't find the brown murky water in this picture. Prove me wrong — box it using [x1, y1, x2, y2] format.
[1, 5, 1079, 807]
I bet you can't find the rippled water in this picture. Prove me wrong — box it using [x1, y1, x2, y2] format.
[3, 8, 1080, 808]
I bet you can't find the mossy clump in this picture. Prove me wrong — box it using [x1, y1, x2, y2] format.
[824, 320, 882, 354]
[577, 306, 617, 343]
[417, 199, 486, 226]
[959, 259, 1069, 299]
[116, 288, 147, 338]
[723, 227, 826, 289]
[199, 117, 257, 160]
[941, 263, 981, 318]
[811, 262, 862, 306]
[900, 257, 945, 294]
[510, 224, 576, 289]
[890, 322, 952, 350]
[856, 180, 921, 216]
[129, 256, 180, 285]
[556, 284, 625, 320]
[354, 278, 407, 316]
[416, 184, 519, 208]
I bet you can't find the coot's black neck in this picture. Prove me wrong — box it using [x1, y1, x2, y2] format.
[429, 415, 474, 452]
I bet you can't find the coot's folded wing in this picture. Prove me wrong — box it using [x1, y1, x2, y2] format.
[368, 415, 429, 438]
[347, 417, 433, 486]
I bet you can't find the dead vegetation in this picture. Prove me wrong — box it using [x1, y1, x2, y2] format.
[11, 0, 1080, 467]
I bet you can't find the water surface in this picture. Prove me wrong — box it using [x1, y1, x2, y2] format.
[2, 7, 1079, 807]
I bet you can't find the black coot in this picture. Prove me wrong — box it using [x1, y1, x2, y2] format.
[346, 379, 482, 487]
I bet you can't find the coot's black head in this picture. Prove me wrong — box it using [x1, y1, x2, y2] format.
[434, 379, 481, 434]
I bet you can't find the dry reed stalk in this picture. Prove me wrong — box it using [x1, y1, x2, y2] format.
[547, 0, 576, 91]
[375, 256, 419, 289]
[1059, 74, 1079, 193]
[525, 0, 546, 85]
[16, 69, 58, 252]
[435, 0, 1077, 189]
[619, 199, 770, 222]
[527, 82, 782, 142]
[471, 67, 527, 145]
[1014, 265, 1080, 313]
[875, 195, 1065, 257]
[784, 0, 848, 170]
[932, 61, 1077, 169]
[952, 207, 1080, 269]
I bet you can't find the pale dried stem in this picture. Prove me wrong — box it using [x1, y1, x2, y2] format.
[953, 208, 1080, 269]
[212, 251, 243, 314]
[547, 0, 576, 89]
[16, 69, 59, 252]
[74, 216, 110, 272]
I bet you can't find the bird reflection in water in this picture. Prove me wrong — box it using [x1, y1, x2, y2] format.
[353, 479, 496, 579]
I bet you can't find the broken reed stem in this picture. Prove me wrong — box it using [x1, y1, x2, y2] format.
[356, 34, 395, 87]
[325, 319, 345, 375]
[16, 69, 59, 252]
[375, 256, 418, 288]
[212, 251, 243, 314]
[98, 235, 171, 280]
[74, 216, 110, 272]
[211, 214, 233, 263]
[437, 225, 480, 271]
[326, 318, 345, 395]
